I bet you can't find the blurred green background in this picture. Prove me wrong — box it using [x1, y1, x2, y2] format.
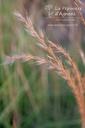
[0, 0, 85, 128]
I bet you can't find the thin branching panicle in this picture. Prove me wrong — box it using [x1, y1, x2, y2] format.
[73, 0, 85, 28]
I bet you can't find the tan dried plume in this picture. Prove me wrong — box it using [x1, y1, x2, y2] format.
[4, 5, 85, 128]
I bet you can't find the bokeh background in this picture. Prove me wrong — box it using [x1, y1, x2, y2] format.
[0, 0, 85, 128]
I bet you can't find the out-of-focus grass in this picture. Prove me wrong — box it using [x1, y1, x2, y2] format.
[0, 0, 83, 128]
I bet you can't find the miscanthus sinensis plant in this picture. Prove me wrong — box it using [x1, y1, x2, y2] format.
[4, 1, 85, 128]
